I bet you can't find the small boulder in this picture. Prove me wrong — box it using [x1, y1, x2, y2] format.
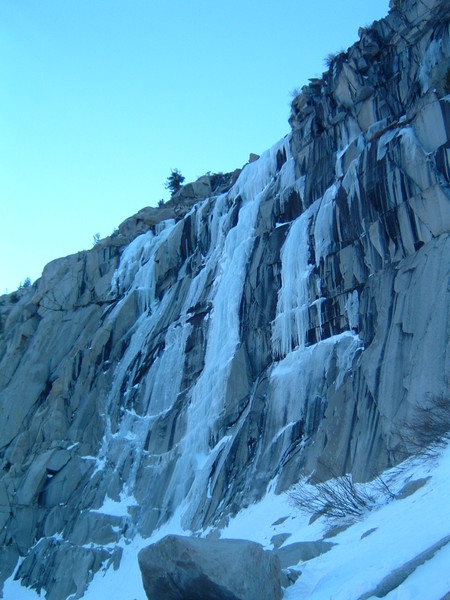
[275, 540, 335, 568]
[138, 535, 282, 600]
[271, 532, 292, 549]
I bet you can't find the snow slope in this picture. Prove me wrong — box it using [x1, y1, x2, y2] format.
[5, 443, 450, 599]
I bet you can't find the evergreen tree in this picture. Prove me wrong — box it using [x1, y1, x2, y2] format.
[165, 169, 185, 196]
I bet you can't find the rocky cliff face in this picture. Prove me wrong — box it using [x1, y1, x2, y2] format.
[1, 0, 449, 597]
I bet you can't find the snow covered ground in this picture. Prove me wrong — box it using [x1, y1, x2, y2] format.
[5, 442, 450, 599]
[223, 443, 450, 600]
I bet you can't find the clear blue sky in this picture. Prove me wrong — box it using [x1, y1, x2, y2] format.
[0, 0, 389, 293]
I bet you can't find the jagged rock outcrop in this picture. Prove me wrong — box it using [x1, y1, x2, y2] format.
[138, 536, 282, 600]
[0, 0, 449, 597]
[115, 171, 240, 243]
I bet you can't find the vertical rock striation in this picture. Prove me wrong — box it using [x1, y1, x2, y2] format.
[0, 0, 449, 596]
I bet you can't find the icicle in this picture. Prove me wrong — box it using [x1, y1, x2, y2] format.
[272, 201, 318, 358]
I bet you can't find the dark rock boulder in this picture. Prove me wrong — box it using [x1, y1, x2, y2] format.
[138, 535, 282, 600]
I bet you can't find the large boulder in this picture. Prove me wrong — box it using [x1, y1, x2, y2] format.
[138, 535, 282, 600]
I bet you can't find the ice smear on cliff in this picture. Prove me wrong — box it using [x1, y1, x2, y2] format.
[419, 38, 442, 94]
[269, 332, 361, 440]
[166, 136, 297, 527]
[314, 183, 339, 266]
[230, 135, 293, 203]
[111, 218, 176, 312]
[86, 135, 297, 538]
[272, 201, 318, 358]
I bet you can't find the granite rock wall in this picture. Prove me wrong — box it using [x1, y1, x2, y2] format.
[0, 0, 449, 597]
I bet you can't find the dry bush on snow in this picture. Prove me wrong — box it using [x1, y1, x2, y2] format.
[289, 473, 376, 520]
[396, 395, 450, 458]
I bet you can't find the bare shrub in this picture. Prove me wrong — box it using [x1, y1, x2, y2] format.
[289, 87, 302, 100]
[396, 395, 450, 458]
[289, 473, 376, 520]
[290, 397, 450, 522]
[324, 49, 347, 69]
[374, 476, 396, 501]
